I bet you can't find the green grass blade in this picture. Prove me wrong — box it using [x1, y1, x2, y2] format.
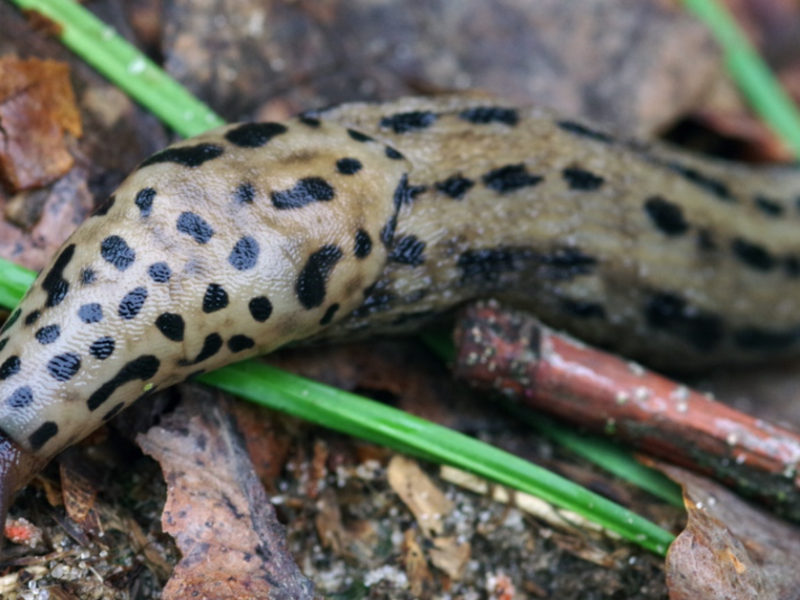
[682, 0, 800, 158]
[8, 0, 225, 136]
[0, 258, 35, 311]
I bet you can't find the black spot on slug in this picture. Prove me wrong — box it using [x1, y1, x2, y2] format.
[79, 303, 103, 324]
[562, 167, 604, 191]
[118, 287, 148, 320]
[457, 248, 533, 284]
[354, 229, 372, 259]
[229, 236, 260, 271]
[87, 355, 160, 411]
[0, 356, 20, 380]
[225, 122, 288, 148]
[539, 248, 598, 279]
[177, 212, 215, 244]
[148, 262, 172, 283]
[47, 352, 81, 382]
[436, 175, 474, 200]
[392, 174, 426, 210]
[186, 333, 223, 364]
[296, 245, 344, 309]
[235, 182, 256, 204]
[336, 158, 362, 175]
[380, 215, 398, 247]
[93, 195, 116, 216]
[89, 336, 115, 360]
[24, 311, 41, 326]
[385, 146, 404, 160]
[249, 296, 273, 322]
[140, 143, 224, 169]
[35, 324, 60, 345]
[754, 195, 784, 217]
[81, 268, 96, 285]
[389, 235, 426, 266]
[7, 386, 32, 408]
[29, 421, 58, 451]
[42, 244, 75, 308]
[156, 313, 185, 342]
[645, 292, 724, 351]
[298, 116, 320, 128]
[380, 111, 437, 134]
[665, 161, 734, 202]
[135, 187, 156, 217]
[785, 257, 800, 277]
[483, 164, 543, 193]
[319, 304, 339, 326]
[697, 229, 717, 251]
[560, 299, 606, 319]
[101, 235, 136, 271]
[203, 283, 229, 313]
[732, 238, 776, 271]
[556, 120, 614, 144]
[733, 326, 800, 351]
[228, 334, 255, 353]
[348, 129, 374, 143]
[272, 177, 335, 210]
[459, 106, 519, 125]
[644, 196, 689, 236]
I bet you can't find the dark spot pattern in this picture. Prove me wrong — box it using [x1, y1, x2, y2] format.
[1, 309, 20, 333]
[385, 147, 404, 160]
[436, 175, 474, 199]
[228, 335, 255, 353]
[560, 299, 606, 319]
[556, 120, 614, 144]
[249, 296, 273, 322]
[734, 327, 800, 351]
[47, 352, 81, 382]
[24, 311, 41, 326]
[29, 422, 58, 451]
[336, 158, 362, 175]
[380, 111, 437, 134]
[392, 174, 426, 210]
[389, 235, 426, 266]
[354, 229, 372, 259]
[42, 244, 75, 308]
[140, 144, 223, 169]
[79, 303, 103, 324]
[732, 238, 775, 271]
[459, 107, 518, 125]
[148, 262, 172, 283]
[272, 177, 335, 210]
[348, 129, 374, 143]
[118, 287, 148, 320]
[101, 235, 136, 271]
[156, 313, 185, 342]
[754, 195, 784, 217]
[203, 284, 229, 313]
[81, 268, 97, 285]
[89, 337, 115, 360]
[562, 167, 604, 191]
[483, 164, 543, 193]
[697, 229, 716, 251]
[7, 386, 32, 408]
[35, 324, 60, 345]
[229, 236, 260, 271]
[644, 196, 689, 236]
[93, 195, 116, 216]
[87, 355, 160, 411]
[298, 116, 320, 128]
[457, 248, 533, 284]
[188, 333, 223, 364]
[539, 248, 597, 279]
[225, 122, 287, 148]
[296, 245, 344, 309]
[177, 212, 215, 244]
[665, 161, 734, 202]
[319, 304, 340, 326]
[0, 356, 21, 380]
[235, 182, 256, 204]
[645, 292, 724, 351]
[785, 257, 800, 277]
[135, 187, 156, 217]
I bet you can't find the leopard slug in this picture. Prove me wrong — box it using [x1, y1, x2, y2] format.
[2, 94, 800, 524]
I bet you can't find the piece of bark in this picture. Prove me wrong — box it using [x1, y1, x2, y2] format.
[453, 300, 800, 518]
[137, 384, 315, 599]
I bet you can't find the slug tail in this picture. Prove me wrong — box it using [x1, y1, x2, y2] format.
[0, 430, 45, 545]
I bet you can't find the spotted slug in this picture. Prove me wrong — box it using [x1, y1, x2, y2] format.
[1, 94, 800, 523]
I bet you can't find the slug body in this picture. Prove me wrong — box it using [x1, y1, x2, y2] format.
[2, 95, 800, 515]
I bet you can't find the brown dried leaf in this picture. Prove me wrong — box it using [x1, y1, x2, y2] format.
[136, 385, 315, 600]
[387, 456, 453, 538]
[0, 56, 81, 191]
[402, 529, 435, 598]
[661, 463, 800, 599]
[428, 536, 470, 580]
[59, 461, 101, 537]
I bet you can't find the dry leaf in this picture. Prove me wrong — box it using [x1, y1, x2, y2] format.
[387, 456, 453, 537]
